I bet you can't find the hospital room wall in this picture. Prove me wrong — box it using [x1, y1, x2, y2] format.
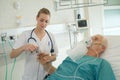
[84, 0, 104, 35]
[0, 0, 105, 34]
[0, 0, 106, 80]
[0, 0, 75, 29]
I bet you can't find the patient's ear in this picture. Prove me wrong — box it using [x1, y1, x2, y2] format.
[101, 46, 106, 53]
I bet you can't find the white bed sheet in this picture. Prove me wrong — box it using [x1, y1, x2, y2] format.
[101, 36, 120, 80]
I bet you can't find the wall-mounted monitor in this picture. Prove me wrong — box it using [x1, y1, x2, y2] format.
[76, 19, 87, 29]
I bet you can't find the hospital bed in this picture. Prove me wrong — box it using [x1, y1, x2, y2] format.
[50, 35, 120, 80]
[101, 36, 120, 80]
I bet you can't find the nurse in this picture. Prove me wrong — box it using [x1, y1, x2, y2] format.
[38, 34, 116, 80]
[10, 8, 58, 80]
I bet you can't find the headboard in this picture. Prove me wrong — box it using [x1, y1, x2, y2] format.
[101, 36, 120, 79]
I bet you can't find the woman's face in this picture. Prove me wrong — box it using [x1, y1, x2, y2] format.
[36, 13, 50, 30]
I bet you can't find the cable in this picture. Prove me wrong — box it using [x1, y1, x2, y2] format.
[8, 40, 16, 80]
[37, 62, 40, 80]
[2, 41, 8, 80]
[73, 58, 98, 80]
[73, 47, 99, 80]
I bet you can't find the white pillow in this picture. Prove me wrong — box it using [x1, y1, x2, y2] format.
[101, 36, 120, 79]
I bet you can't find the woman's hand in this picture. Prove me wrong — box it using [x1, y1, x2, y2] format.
[23, 43, 38, 52]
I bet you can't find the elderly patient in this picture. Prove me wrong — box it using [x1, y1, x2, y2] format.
[37, 34, 116, 80]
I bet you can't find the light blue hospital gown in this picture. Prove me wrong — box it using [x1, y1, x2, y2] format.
[46, 55, 116, 80]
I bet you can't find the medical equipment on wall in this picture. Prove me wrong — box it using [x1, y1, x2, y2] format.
[67, 22, 90, 49]
[67, 7, 90, 49]
[0, 33, 16, 80]
[74, 9, 87, 29]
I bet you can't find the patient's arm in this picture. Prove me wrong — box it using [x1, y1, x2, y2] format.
[37, 53, 56, 74]
[43, 62, 56, 74]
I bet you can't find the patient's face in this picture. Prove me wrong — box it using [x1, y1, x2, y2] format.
[91, 35, 106, 56]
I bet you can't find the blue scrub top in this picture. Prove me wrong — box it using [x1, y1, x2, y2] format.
[46, 55, 116, 80]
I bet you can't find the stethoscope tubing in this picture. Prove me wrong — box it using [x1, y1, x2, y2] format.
[27, 28, 54, 80]
[27, 28, 54, 53]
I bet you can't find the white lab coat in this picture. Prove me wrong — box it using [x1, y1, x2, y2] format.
[13, 29, 58, 80]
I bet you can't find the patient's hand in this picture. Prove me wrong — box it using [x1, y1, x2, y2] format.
[37, 53, 50, 65]
[37, 53, 56, 74]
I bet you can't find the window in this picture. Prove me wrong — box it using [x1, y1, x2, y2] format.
[103, 0, 120, 35]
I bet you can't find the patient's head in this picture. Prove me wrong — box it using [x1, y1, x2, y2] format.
[92, 34, 103, 42]
[87, 34, 108, 57]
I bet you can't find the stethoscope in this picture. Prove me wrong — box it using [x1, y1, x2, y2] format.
[27, 28, 54, 53]
[27, 28, 54, 80]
